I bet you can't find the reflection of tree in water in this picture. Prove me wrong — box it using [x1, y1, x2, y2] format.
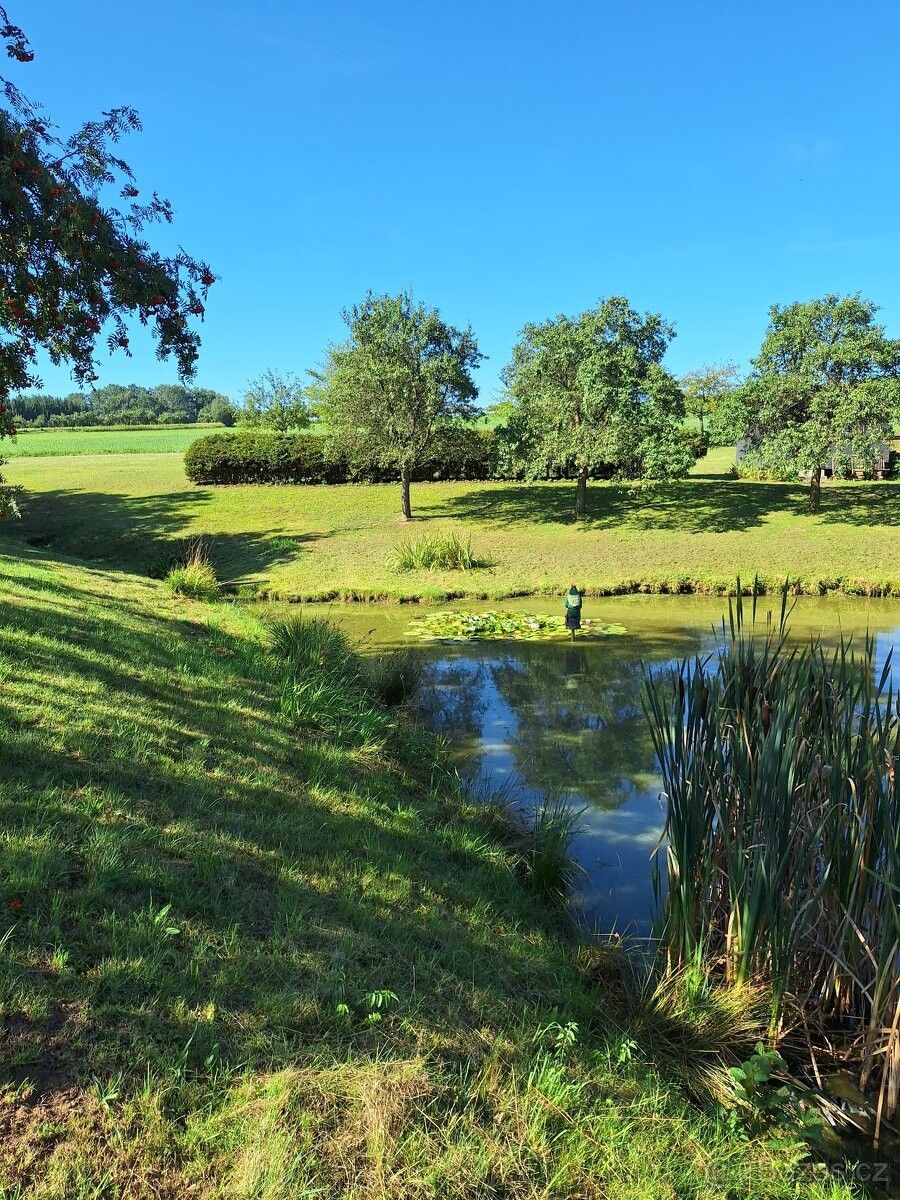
[417, 658, 490, 742]
[489, 642, 667, 811]
[415, 636, 704, 813]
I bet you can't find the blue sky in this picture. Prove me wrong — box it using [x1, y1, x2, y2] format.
[19, 0, 900, 405]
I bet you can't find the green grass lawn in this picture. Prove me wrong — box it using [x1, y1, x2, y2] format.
[3, 426, 219, 457]
[0, 549, 851, 1198]
[3, 448, 899, 600]
[689, 443, 735, 475]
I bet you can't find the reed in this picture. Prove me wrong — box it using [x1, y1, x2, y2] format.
[643, 581, 900, 1142]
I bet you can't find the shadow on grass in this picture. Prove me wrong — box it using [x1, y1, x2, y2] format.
[813, 482, 900, 526]
[420, 478, 900, 533]
[0, 569, 594, 1099]
[2, 486, 326, 580]
[417, 479, 810, 533]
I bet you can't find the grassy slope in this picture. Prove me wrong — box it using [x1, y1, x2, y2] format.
[0, 551, 850, 1199]
[4, 449, 900, 600]
[4, 427, 215, 457]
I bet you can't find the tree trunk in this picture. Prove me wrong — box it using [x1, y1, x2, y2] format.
[809, 466, 822, 513]
[400, 464, 412, 521]
[575, 465, 589, 520]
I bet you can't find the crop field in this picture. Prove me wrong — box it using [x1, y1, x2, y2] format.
[3, 425, 218, 457]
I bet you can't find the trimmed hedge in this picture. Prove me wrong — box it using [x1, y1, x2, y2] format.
[183, 428, 496, 485]
[183, 425, 707, 486]
[184, 432, 339, 485]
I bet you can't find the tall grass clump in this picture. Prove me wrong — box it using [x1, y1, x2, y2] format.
[391, 529, 481, 572]
[366, 649, 422, 707]
[520, 795, 583, 906]
[268, 615, 385, 743]
[165, 538, 219, 600]
[627, 965, 766, 1106]
[268, 613, 356, 677]
[643, 581, 900, 1143]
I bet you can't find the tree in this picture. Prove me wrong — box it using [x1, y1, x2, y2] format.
[316, 291, 482, 520]
[196, 393, 236, 426]
[705, 385, 752, 449]
[239, 369, 311, 432]
[740, 294, 900, 512]
[680, 361, 739, 437]
[502, 297, 689, 519]
[0, 6, 214, 512]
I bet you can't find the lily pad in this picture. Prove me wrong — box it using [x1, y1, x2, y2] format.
[405, 610, 626, 643]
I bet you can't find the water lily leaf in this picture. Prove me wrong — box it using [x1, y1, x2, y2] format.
[406, 611, 626, 643]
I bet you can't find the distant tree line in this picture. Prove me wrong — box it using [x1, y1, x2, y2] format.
[10, 383, 237, 427]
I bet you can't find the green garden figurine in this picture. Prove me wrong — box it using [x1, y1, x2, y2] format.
[564, 584, 583, 640]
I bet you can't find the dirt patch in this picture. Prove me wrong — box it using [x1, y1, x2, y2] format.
[0, 1082, 95, 1190]
[2, 1002, 83, 1089]
[0, 1003, 101, 1189]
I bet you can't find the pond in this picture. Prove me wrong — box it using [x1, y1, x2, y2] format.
[320, 594, 900, 937]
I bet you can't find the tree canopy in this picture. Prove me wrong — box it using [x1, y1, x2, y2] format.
[739, 294, 900, 510]
[239, 369, 311, 432]
[315, 291, 482, 519]
[680, 361, 739, 439]
[501, 297, 690, 518]
[0, 8, 214, 411]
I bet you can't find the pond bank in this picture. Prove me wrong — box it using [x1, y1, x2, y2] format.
[0, 549, 868, 1197]
[248, 574, 900, 603]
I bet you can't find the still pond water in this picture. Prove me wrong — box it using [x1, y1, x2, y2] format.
[322, 595, 900, 937]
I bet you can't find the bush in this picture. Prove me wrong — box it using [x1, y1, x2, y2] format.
[391, 530, 481, 572]
[184, 431, 344, 485]
[183, 428, 497, 485]
[165, 541, 219, 600]
[184, 424, 705, 488]
[0, 464, 20, 520]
